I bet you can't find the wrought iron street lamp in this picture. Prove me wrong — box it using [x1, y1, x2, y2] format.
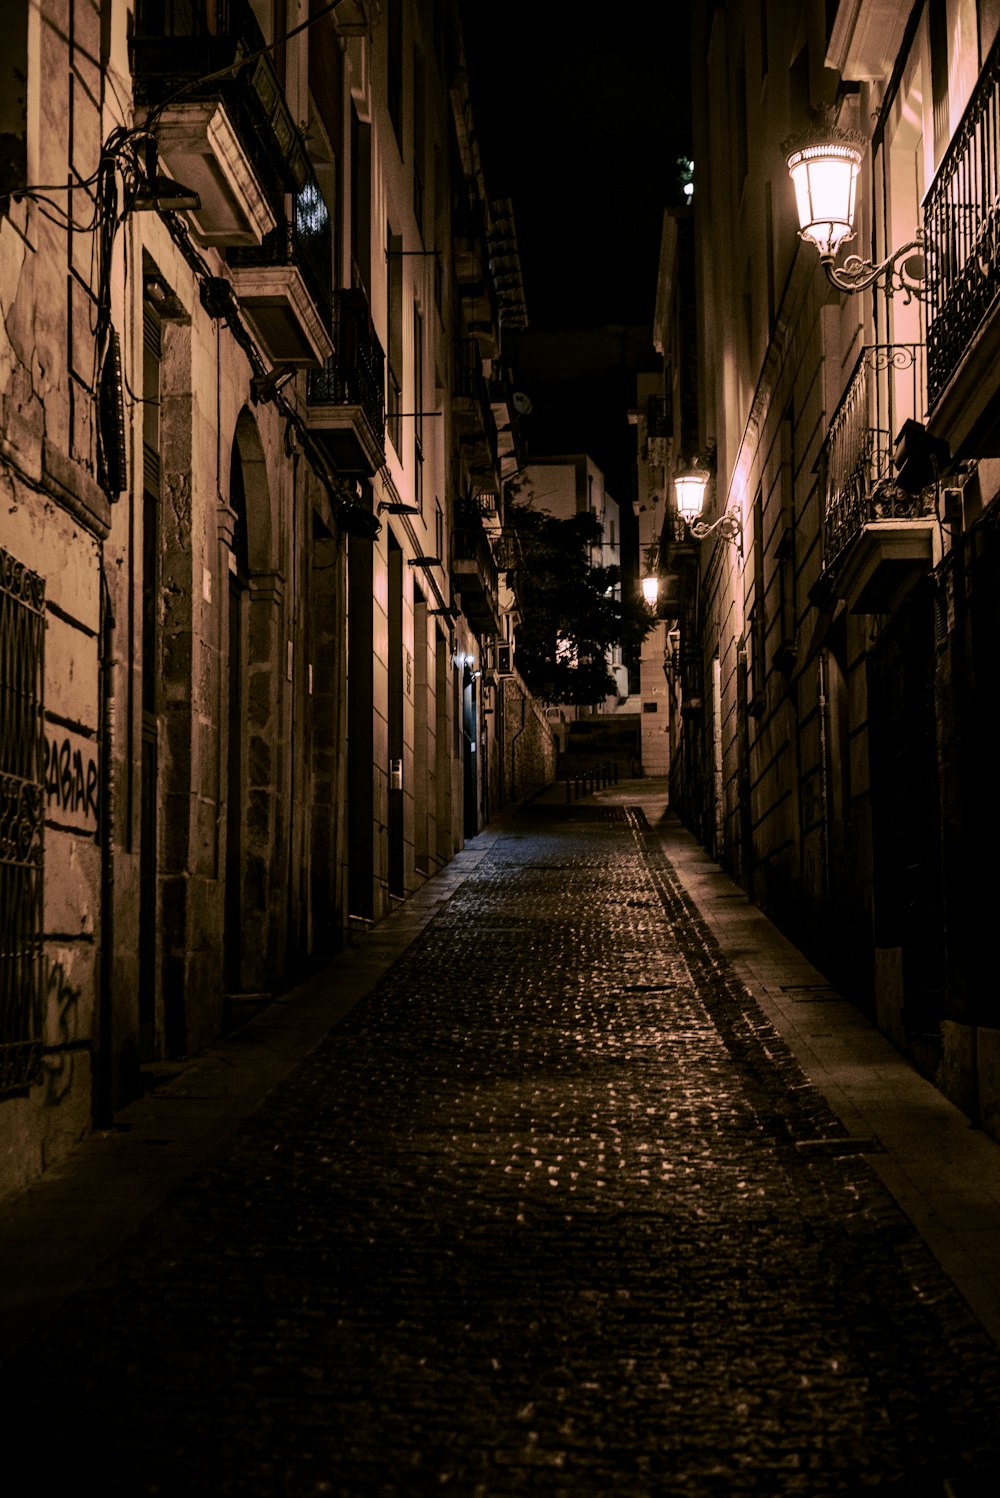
[673, 467, 743, 554]
[784, 125, 926, 300]
[674, 468, 711, 526]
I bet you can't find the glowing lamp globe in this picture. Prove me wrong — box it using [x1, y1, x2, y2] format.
[641, 574, 659, 608]
[784, 131, 865, 258]
[674, 469, 710, 525]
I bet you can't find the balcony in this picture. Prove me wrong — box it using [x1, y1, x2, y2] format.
[227, 175, 333, 365]
[488, 376, 520, 485]
[487, 199, 528, 331]
[149, 102, 276, 246]
[454, 339, 499, 493]
[452, 228, 498, 347]
[818, 344, 937, 613]
[924, 28, 1000, 454]
[133, 0, 308, 245]
[452, 509, 501, 637]
[330, 1, 370, 34]
[306, 291, 386, 476]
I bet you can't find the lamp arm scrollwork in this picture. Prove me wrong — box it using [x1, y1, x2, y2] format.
[818, 229, 926, 303]
[688, 510, 743, 556]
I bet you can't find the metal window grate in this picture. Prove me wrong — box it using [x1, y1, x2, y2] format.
[0, 546, 45, 1096]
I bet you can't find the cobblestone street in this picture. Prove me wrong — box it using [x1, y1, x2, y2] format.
[3, 800, 1000, 1495]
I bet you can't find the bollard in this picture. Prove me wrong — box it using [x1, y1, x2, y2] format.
[565, 777, 571, 803]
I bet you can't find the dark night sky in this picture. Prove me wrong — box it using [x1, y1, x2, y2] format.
[460, 4, 693, 330]
[459, 4, 693, 495]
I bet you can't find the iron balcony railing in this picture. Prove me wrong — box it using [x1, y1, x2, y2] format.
[133, 0, 309, 207]
[454, 339, 498, 479]
[819, 343, 928, 568]
[924, 28, 1000, 406]
[306, 290, 386, 436]
[452, 504, 500, 603]
[455, 337, 488, 403]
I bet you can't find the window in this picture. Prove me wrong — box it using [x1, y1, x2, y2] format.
[387, 228, 403, 452]
[0, 2, 27, 203]
[387, 0, 403, 146]
[749, 484, 766, 715]
[413, 46, 426, 231]
[413, 305, 424, 511]
[764, 180, 775, 329]
[734, 36, 748, 192]
[351, 108, 372, 296]
[760, 0, 769, 78]
[142, 299, 163, 717]
[308, 96, 340, 304]
[775, 412, 798, 674]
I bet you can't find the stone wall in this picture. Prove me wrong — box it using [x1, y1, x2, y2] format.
[502, 678, 557, 803]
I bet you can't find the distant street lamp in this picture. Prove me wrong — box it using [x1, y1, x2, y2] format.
[783, 124, 926, 300]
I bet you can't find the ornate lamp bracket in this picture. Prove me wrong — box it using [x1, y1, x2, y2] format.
[688, 509, 743, 557]
[818, 229, 927, 303]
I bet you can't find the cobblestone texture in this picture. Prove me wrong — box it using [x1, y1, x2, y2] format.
[4, 804, 1000, 1495]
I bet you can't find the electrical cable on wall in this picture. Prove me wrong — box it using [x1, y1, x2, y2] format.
[4, 5, 377, 538]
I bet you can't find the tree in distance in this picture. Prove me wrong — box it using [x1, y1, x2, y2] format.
[508, 501, 653, 706]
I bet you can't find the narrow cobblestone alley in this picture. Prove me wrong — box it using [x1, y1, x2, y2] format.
[3, 798, 1000, 1496]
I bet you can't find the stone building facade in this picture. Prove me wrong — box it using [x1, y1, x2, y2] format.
[0, 0, 549, 1201]
[658, 0, 1000, 1140]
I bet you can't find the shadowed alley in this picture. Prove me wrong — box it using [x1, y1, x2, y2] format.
[2, 792, 1000, 1496]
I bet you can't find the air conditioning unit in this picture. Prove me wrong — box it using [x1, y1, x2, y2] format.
[496, 642, 513, 676]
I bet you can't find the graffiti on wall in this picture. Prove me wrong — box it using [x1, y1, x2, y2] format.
[44, 729, 99, 833]
[41, 953, 83, 1107]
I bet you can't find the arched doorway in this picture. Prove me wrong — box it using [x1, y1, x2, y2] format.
[223, 440, 250, 996]
[224, 412, 279, 1005]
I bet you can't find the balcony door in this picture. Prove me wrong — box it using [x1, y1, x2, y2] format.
[867, 586, 945, 1043]
[463, 666, 478, 840]
[387, 534, 404, 897]
[347, 527, 374, 919]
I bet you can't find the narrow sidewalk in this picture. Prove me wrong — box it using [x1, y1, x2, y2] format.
[574, 776, 1000, 1350]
